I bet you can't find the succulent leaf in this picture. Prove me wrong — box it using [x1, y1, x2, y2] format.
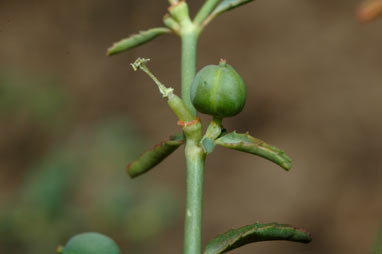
[204, 222, 312, 254]
[107, 27, 171, 56]
[215, 131, 292, 170]
[204, 0, 255, 26]
[127, 133, 184, 178]
[212, 0, 254, 16]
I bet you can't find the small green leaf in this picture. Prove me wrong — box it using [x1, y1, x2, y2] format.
[201, 137, 216, 154]
[107, 27, 171, 56]
[212, 0, 254, 16]
[204, 0, 255, 25]
[200, 118, 223, 154]
[215, 131, 292, 170]
[204, 222, 312, 254]
[127, 133, 184, 178]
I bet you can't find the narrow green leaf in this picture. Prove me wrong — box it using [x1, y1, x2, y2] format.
[212, 0, 254, 16]
[204, 0, 254, 25]
[127, 133, 184, 178]
[204, 222, 312, 254]
[215, 131, 292, 170]
[107, 27, 171, 56]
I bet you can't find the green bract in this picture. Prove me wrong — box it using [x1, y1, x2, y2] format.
[63, 232, 120, 254]
[190, 60, 246, 118]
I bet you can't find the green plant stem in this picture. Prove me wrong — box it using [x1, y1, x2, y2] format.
[181, 31, 198, 116]
[184, 138, 205, 254]
[176, 4, 205, 253]
[194, 0, 220, 25]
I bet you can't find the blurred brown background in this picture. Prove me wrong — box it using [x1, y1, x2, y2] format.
[0, 0, 381, 253]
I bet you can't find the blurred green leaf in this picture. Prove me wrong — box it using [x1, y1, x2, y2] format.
[204, 222, 312, 254]
[371, 224, 382, 254]
[215, 131, 292, 170]
[125, 189, 179, 242]
[22, 150, 81, 219]
[0, 75, 69, 125]
[107, 27, 171, 56]
[0, 111, 179, 253]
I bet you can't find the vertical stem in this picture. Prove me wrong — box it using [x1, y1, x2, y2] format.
[184, 140, 205, 254]
[181, 31, 198, 116]
[178, 8, 204, 253]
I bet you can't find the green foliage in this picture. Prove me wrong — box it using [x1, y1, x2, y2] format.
[215, 131, 292, 170]
[0, 75, 69, 125]
[371, 225, 382, 254]
[0, 96, 179, 253]
[201, 137, 216, 154]
[200, 118, 223, 154]
[127, 133, 184, 178]
[204, 0, 255, 26]
[22, 151, 80, 219]
[204, 222, 312, 254]
[62, 232, 120, 254]
[105, 0, 310, 253]
[211, 0, 254, 17]
[107, 28, 171, 56]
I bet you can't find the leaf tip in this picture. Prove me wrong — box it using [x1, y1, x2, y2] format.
[126, 163, 137, 178]
[294, 227, 313, 243]
[106, 41, 121, 56]
[106, 48, 115, 56]
[281, 161, 292, 171]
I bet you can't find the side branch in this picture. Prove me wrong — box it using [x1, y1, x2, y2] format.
[194, 0, 221, 25]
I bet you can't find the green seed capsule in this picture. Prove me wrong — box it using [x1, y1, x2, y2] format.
[63, 232, 120, 254]
[190, 60, 246, 118]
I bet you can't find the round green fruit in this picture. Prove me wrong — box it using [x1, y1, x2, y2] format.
[190, 60, 246, 118]
[62, 232, 120, 254]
